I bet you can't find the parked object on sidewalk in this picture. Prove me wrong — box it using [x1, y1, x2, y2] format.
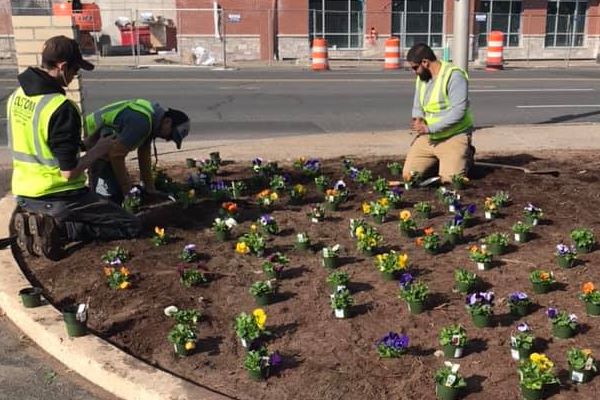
[486, 31, 504, 71]
[192, 46, 216, 66]
[384, 37, 400, 70]
[312, 38, 329, 71]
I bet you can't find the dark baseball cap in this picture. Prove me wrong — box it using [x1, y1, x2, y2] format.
[165, 109, 190, 149]
[42, 35, 94, 71]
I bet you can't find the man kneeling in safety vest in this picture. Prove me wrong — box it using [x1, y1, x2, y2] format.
[8, 36, 142, 260]
[83, 101, 190, 204]
[402, 43, 475, 184]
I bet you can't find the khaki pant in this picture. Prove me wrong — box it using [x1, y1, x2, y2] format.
[403, 133, 473, 183]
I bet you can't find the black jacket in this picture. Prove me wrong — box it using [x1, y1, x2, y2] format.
[16, 67, 81, 170]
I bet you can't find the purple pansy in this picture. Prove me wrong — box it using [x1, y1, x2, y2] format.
[517, 322, 530, 332]
[259, 214, 274, 225]
[252, 157, 263, 166]
[464, 203, 476, 215]
[556, 243, 576, 256]
[509, 291, 529, 303]
[398, 273, 413, 289]
[184, 244, 197, 252]
[210, 180, 227, 191]
[349, 167, 359, 180]
[377, 332, 409, 350]
[269, 351, 282, 367]
[334, 180, 347, 191]
[546, 307, 558, 319]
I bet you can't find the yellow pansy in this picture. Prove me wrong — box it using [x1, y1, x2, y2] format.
[154, 226, 165, 238]
[185, 341, 196, 350]
[362, 202, 371, 214]
[188, 189, 195, 198]
[399, 253, 409, 269]
[270, 192, 279, 201]
[378, 198, 389, 207]
[236, 242, 250, 254]
[400, 210, 411, 221]
[250, 224, 258, 232]
[295, 184, 306, 194]
[253, 308, 267, 330]
[368, 238, 377, 247]
[119, 281, 130, 290]
[530, 353, 553, 371]
[376, 254, 385, 264]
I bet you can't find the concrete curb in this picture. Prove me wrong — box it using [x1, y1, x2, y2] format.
[0, 195, 231, 400]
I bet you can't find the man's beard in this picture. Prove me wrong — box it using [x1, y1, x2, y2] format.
[418, 68, 432, 82]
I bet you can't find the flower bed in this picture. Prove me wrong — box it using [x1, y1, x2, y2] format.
[19, 154, 600, 400]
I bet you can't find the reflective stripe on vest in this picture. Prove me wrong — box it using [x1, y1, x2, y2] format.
[84, 99, 154, 147]
[416, 61, 474, 141]
[9, 88, 86, 197]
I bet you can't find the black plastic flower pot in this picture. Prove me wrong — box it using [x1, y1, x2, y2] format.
[254, 294, 272, 306]
[514, 232, 529, 243]
[389, 166, 402, 176]
[570, 368, 594, 384]
[442, 344, 464, 359]
[323, 257, 338, 269]
[486, 242, 506, 256]
[407, 300, 425, 315]
[381, 271, 397, 281]
[552, 324, 576, 339]
[185, 158, 196, 168]
[436, 382, 461, 400]
[215, 230, 230, 242]
[471, 313, 491, 328]
[576, 244, 593, 254]
[248, 368, 266, 381]
[557, 256, 575, 269]
[295, 241, 310, 251]
[585, 301, 600, 316]
[62, 305, 87, 338]
[520, 384, 543, 400]
[531, 282, 551, 294]
[456, 281, 473, 294]
[173, 341, 194, 357]
[510, 303, 530, 317]
[19, 287, 42, 308]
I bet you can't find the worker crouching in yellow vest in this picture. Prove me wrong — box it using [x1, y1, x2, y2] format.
[402, 43, 476, 184]
[7, 36, 141, 260]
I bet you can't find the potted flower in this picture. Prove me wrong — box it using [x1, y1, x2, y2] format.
[165, 307, 200, 356]
[376, 332, 409, 358]
[220, 201, 239, 218]
[322, 244, 341, 269]
[483, 232, 509, 255]
[209, 151, 221, 165]
[529, 270, 555, 294]
[235, 309, 268, 349]
[385, 187, 403, 209]
[256, 189, 279, 212]
[491, 190, 510, 207]
[262, 252, 289, 279]
[295, 157, 321, 177]
[439, 324, 467, 359]
[229, 181, 246, 200]
[374, 251, 409, 281]
[307, 204, 326, 223]
[398, 273, 429, 314]
[350, 218, 368, 238]
[151, 226, 170, 246]
[180, 244, 200, 263]
[185, 157, 197, 168]
[244, 346, 281, 381]
[175, 188, 197, 209]
[362, 198, 390, 224]
[295, 232, 311, 251]
[62, 303, 88, 337]
[249, 280, 275, 306]
[331, 288, 354, 318]
[512, 222, 533, 243]
[440, 189, 461, 213]
[403, 170, 421, 190]
[177, 264, 208, 287]
[209, 180, 229, 202]
[327, 270, 350, 291]
[373, 176, 389, 195]
[324, 188, 346, 211]
[356, 225, 382, 256]
[555, 243, 577, 268]
[468, 245, 493, 271]
[454, 268, 479, 294]
[212, 217, 237, 241]
[354, 168, 373, 186]
[314, 175, 330, 193]
[258, 214, 279, 235]
[103, 265, 131, 290]
[387, 161, 402, 176]
[417, 228, 441, 255]
[269, 174, 289, 193]
[465, 291, 494, 328]
[518, 353, 558, 400]
[511, 322, 535, 361]
[19, 287, 43, 308]
[523, 203, 543, 226]
[483, 197, 499, 220]
[508, 292, 532, 317]
[457, 203, 476, 228]
[580, 281, 600, 316]
[236, 231, 266, 257]
[398, 210, 418, 237]
[570, 228, 595, 254]
[122, 186, 142, 213]
[547, 307, 578, 339]
[442, 215, 464, 246]
[414, 201, 433, 219]
[567, 347, 597, 384]
[101, 246, 130, 264]
[435, 361, 467, 400]
[451, 173, 468, 190]
[199, 158, 219, 176]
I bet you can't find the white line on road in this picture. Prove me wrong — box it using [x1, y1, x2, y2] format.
[517, 104, 600, 109]
[473, 88, 594, 93]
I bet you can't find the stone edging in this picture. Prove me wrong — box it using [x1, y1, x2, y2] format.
[0, 195, 231, 400]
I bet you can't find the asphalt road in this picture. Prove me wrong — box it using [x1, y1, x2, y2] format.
[1, 67, 600, 145]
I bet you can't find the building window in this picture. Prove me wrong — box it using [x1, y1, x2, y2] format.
[391, 0, 444, 49]
[309, 0, 364, 49]
[476, 0, 522, 48]
[545, 0, 587, 47]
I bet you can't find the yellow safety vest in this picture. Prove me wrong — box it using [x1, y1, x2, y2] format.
[416, 61, 474, 141]
[8, 87, 86, 197]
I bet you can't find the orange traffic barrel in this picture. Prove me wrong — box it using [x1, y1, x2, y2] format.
[486, 31, 504, 71]
[384, 37, 401, 69]
[312, 38, 329, 71]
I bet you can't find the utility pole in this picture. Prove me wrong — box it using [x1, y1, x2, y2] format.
[452, 0, 470, 72]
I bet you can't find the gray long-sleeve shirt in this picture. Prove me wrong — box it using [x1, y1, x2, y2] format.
[411, 70, 470, 134]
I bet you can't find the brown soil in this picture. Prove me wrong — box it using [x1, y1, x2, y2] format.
[19, 151, 600, 400]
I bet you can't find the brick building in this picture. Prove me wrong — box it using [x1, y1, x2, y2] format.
[3, 0, 600, 63]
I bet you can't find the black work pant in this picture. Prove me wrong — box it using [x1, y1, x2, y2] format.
[16, 188, 142, 242]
